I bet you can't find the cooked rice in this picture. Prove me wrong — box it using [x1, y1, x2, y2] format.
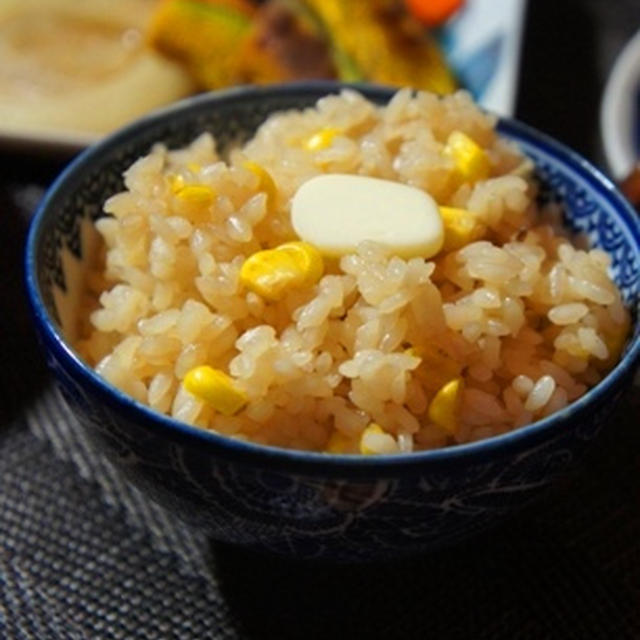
[76, 89, 631, 454]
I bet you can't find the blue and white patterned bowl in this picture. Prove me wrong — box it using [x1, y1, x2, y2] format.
[25, 83, 640, 561]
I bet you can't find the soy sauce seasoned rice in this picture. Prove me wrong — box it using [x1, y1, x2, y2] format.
[77, 89, 631, 454]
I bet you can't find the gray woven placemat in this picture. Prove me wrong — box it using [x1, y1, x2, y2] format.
[2, 382, 640, 640]
[1, 392, 238, 640]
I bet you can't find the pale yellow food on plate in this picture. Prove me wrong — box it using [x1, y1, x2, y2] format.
[0, 0, 193, 141]
[77, 89, 630, 454]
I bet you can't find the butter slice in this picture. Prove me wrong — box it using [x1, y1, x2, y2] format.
[291, 174, 444, 258]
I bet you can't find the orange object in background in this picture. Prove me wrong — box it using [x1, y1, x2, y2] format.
[405, 0, 464, 26]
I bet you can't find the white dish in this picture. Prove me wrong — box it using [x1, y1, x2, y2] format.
[601, 29, 640, 179]
[0, 0, 192, 155]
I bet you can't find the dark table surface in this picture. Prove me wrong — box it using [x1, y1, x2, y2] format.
[2, 2, 640, 638]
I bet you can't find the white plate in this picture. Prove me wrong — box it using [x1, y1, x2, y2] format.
[601, 29, 640, 179]
[0, 0, 192, 155]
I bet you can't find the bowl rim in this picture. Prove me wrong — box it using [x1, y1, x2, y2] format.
[25, 81, 640, 477]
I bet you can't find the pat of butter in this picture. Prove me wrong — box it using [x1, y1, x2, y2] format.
[291, 174, 444, 258]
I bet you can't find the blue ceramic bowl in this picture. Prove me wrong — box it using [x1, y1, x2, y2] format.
[26, 83, 640, 561]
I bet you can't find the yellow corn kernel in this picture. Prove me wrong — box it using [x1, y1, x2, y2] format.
[175, 184, 216, 206]
[428, 377, 464, 435]
[359, 423, 399, 455]
[240, 241, 323, 301]
[359, 423, 384, 455]
[277, 241, 324, 286]
[439, 206, 486, 252]
[443, 131, 490, 183]
[326, 430, 351, 454]
[240, 249, 303, 301]
[183, 366, 247, 416]
[168, 174, 185, 193]
[243, 160, 277, 211]
[304, 127, 341, 151]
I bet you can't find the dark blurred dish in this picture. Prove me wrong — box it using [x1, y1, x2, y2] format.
[146, 0, 458, 93]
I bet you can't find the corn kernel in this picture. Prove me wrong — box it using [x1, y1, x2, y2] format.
[183, 365, 247, 416]
[359, 423, 398, 455]
[243, 160, 277, 211]
[175, 184, 216, 207]
[304, 127, 341, 151]
[443, 131, 490, 183]
[439, 206, 486, 252]
[277, 241, 324, 285]
[240, 249, 303, 301]
[240, 241, 324, 301]
[428, 377, 464, 434]
[327, 430, 351, 454]
[187, 162, 202, 174]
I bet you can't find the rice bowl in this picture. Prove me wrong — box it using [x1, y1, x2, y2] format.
[25, 83, 640, 559]
[75, 88, 631, 455]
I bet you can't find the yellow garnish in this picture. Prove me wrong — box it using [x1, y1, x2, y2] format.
[358, 423, 399, 455]
[175, 184, 215, 206]
[359, 423, 385, 455]
[243, 160, 277, 211]
[240, 249, 301, 301]
[183, 365, 247, 416]
[304, 127, 341, 151]
[428, 377, 464, 434]
[439, 206, 486, 252]
[443, 131, 490, 183]
[277, 242, 324, 286]
[239, 241, 324, 301]
[173, 184, 216, 222]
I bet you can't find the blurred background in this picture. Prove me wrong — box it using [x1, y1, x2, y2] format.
[1, 0, 639, 179]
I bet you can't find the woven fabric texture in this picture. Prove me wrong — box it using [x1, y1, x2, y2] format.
[2, 385, 640, 639]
